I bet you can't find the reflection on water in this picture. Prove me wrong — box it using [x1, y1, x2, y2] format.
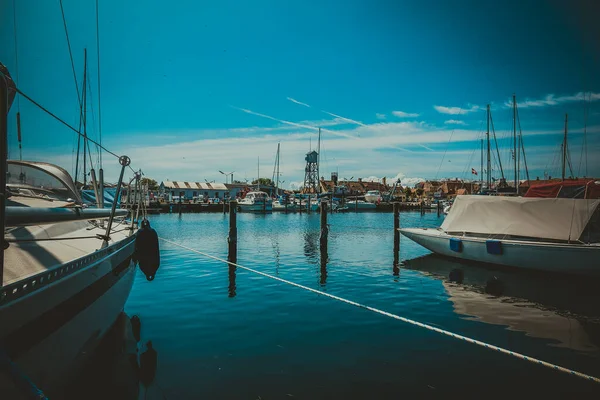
[118, 212, 600, 398]
[62, 313, 160, 400]
[404, 254, 600, 352]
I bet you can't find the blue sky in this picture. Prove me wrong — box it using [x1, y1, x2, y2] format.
[1, 0, 599, 188]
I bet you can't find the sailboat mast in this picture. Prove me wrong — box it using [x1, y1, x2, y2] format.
[562, 113, 568, 181]
[486, 104, 491, 189]
[276, 142, 280, 196]
[82, 48, 87, 187]
[480, 138, 483, 189]
[317, 127, 321, 193]
[257, 156, 260, 191]
[513, 94, 518, 193]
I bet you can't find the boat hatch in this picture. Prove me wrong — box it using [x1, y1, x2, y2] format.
[6, 160, 82, 203]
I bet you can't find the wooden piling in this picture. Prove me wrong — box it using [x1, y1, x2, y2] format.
[320, 200, 328, 263]
[307, 194, 311, 214]
[223, 199, 226, 214]
[420, 201, 424, 215]
[178, 191, 183, 216]
[228, 201, 238, 263]
[437, 201, 441, 217]
[355, 197, 358, 212]
[393, 202, 400, 265]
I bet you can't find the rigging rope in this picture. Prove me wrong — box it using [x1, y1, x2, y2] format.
[59, 0, 82, 113]
[15, 87, 137, 173]
[158, 238, 600, 385]
[434, 107, 464, 180]
[96, 0, 103, 167]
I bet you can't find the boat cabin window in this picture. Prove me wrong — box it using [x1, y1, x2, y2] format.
[7, 163, 77, 202]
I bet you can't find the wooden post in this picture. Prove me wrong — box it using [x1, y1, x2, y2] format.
[437, 201, 441, 217]
[223, 198, 226, 214]
[228, 201, 237, 263]
[320, 200, 328, 265]
[307, 194, 311, 214]
[393, 202, 400, 266]
[284, 198, 288, 214]
[355, 196, 358, 212]
[420, 201, 424, 215]
[178, 191, 183, 216]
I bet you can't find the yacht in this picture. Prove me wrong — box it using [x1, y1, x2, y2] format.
[348, 199, 377, 211]
[0, 63, 154, 397]
[364, 190, 381, 203]
[238, 191, 273, 213]
[400, 195, 600, 276]
[0, 159, 146, 395]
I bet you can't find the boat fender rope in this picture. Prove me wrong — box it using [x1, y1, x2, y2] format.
[158, 237, 600, 385]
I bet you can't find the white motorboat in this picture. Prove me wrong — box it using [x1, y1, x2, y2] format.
[400, 195, 600, 276]
[272, 199, 296, 212]
[238, 191, 273, 212]
[364, 190, 381, 203]
[348, 199, 377, 211]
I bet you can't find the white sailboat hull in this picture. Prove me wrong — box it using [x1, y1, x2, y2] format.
[0, 235, 137, 397]
[400, 228, 600, 276]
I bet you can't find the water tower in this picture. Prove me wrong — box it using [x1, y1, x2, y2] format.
[303, 150, 319, 193]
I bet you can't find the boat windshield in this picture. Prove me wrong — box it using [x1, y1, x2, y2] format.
[7, 162, 80, 202]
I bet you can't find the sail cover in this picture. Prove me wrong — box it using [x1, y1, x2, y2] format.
[441, 195, 600, 241]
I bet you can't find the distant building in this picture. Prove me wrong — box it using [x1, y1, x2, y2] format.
[422, 179, 481, 198]
[319, 176, 391, 196]
[159, 181, 229, 201]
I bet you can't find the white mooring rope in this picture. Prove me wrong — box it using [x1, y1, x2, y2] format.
[159, 237, 600, 384]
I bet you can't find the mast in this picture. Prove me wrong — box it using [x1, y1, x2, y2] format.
[276, 142, 280, 196]
[317, 127, 321, 193]
[513, 94, 518, 193]
[562, 113, 568, 181]
[257, 156, 260, 191]
[480, 138, 483, 190]
[82, 48, 87, 187]
[486, 104, 491, 189]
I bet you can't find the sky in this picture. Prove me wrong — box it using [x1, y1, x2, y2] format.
[1, 0, 599, 188]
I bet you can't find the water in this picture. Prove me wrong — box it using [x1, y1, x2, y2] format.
[105, 212, 600, 398]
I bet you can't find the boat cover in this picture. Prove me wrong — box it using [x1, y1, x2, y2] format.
[441, 195, 600, 241]
[524, 179, 600, 199]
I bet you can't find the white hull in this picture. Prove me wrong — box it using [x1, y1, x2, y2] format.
[364, 195, 380, 203]
[0, 235, 137, 396]
[272, 201, 297, 212]
[238, 202, 273, 212]
[400, 228, 600, 276]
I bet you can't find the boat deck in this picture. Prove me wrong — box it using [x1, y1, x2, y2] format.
[3, 220, 133, 287]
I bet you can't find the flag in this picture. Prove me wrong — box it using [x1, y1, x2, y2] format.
[471, 168, 478, 175]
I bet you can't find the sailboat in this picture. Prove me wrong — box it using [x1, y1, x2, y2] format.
[0, 5, 156, 395]
[402, 98, 600, 276]
[238, 156, 272, 212]
[271, 143, 296, 212]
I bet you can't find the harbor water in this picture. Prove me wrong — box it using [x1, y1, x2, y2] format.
[90, 212, 600, 398]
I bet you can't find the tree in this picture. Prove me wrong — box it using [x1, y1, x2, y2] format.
[403, 186, 412, 200]
[140, 177, 159, 190]
[416, 188, 424, 197]
[251, 178, 275, 187]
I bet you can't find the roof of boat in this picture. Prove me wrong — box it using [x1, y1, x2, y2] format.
[7, 160, 82, 203]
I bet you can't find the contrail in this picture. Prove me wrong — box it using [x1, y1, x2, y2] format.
[231, 106, 353, 138]
[287, 97, 311, 108]
[321, 110, 367, 127]
[418, 144, 435, 151]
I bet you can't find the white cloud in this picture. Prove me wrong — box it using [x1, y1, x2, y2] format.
[287, 97, 311, 108]
[444, 119, 467, 125]
[434, 104, 481, 115]
[321, 110, 367, 127]
[506, 91, 600, 109]
[392, 110, 420, 118]
[376, 113, 386, 120]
